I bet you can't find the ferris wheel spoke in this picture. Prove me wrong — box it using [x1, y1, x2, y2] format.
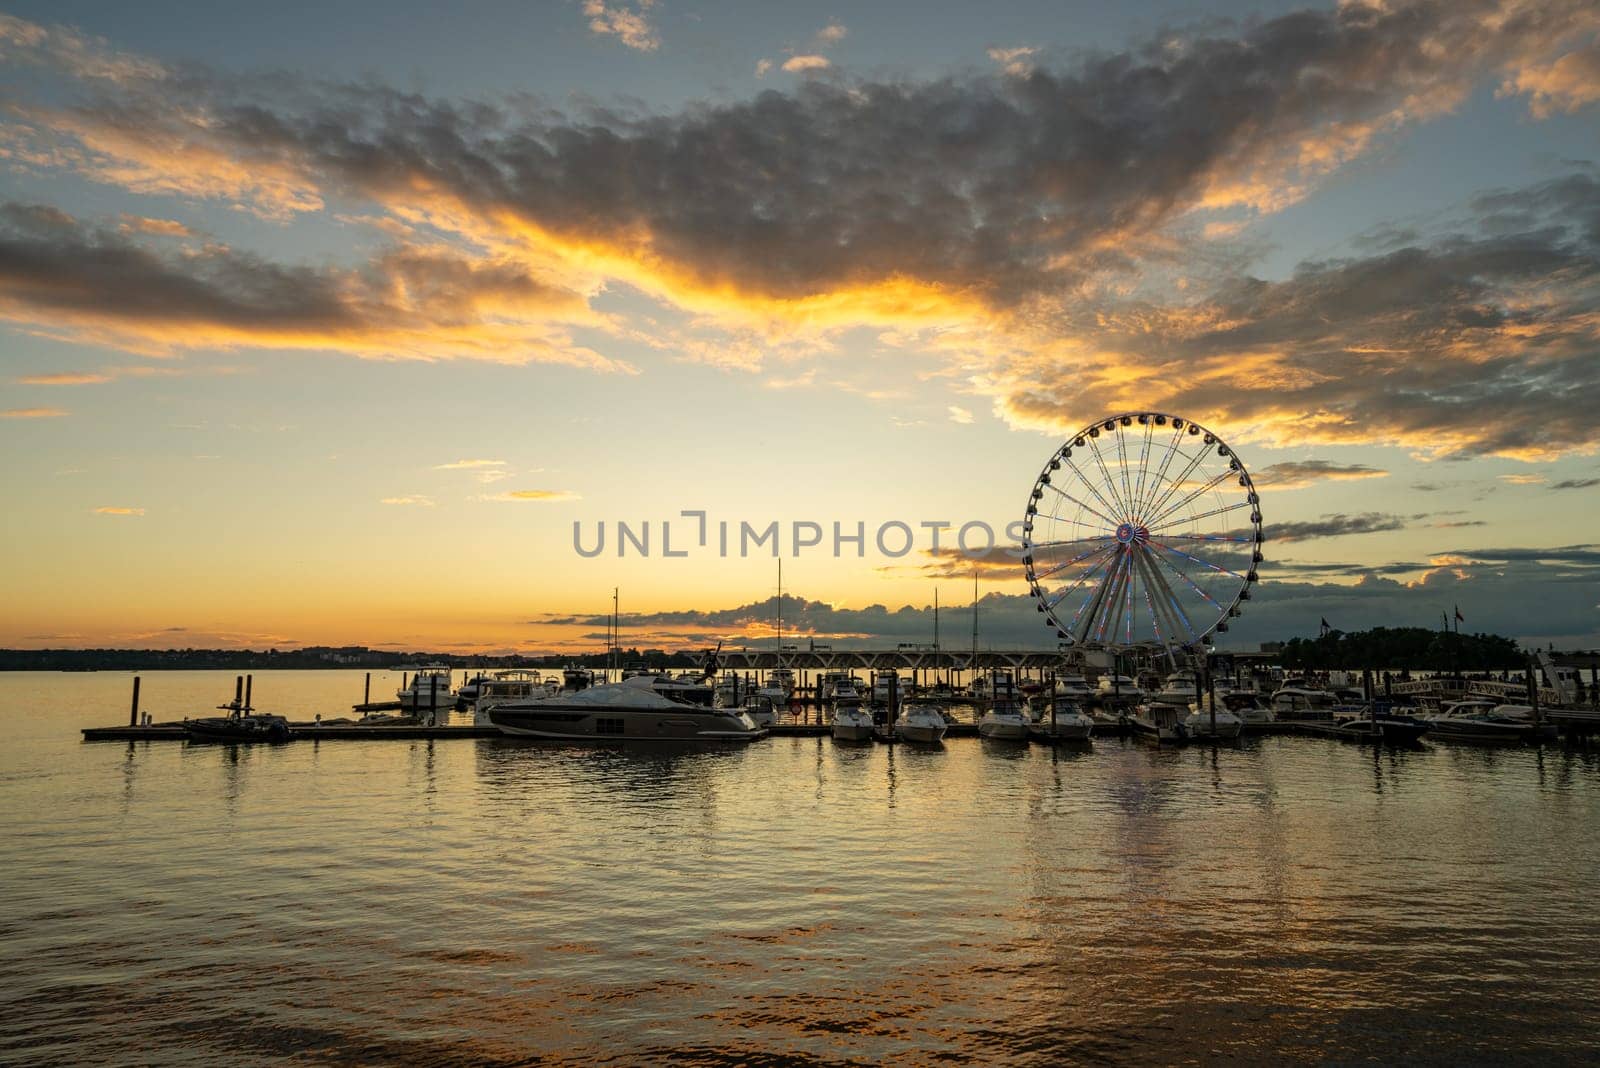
[1027, 533, 1118, 551]
[1143, 467, 1236, 531]
[1114, 426, 1136, 521]
[1135, 548, 1203, 643]
[1044, 480, 1123, 531]
[1032, 541, 1117, 583]
[1061, 446, 1129, 524]
[1085, 434, 1134, 518]
[1063, 550, 1122, 639]
[1131, 421, 1155, 519]
[1134, 425, 1187, 520]
[1139, 441, 1210, 525]
[1046, 547, 1119, 611]
[1148, 499, 1255, 534]
[1149, 538, 1245, 583]
[1134, 553, 1169, 649]
[1092, 553, 1132, 643]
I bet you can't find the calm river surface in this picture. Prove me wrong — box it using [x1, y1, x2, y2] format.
[3, 670, 1600, 1065]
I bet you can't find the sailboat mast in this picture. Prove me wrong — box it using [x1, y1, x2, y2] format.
[971, 568, 979, 679]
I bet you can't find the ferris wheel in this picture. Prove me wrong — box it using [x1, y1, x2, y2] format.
[1022, 412, 1262, 658]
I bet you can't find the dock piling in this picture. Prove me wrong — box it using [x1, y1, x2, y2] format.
[128, 676, 141, 727]
[233, 675, 243, 713]
[364, 672, 371, 706]
[244, 674, 253, 713]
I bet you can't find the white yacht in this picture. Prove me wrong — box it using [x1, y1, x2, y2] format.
[767, 666, 796, 698]
[1205, 691, 1275, 727]
[1271, 685, 1338, 721]
[1131, 701, 1188, 744]
[1027, 685, 1095, 741]
[1054, 673, 1096, 701]
[397, 666, 455, 714]
[1422, 700, 1535, 742]
[487, 675, 765, 742]
[978, 671, 1029, 740]
[1182, 702, 1244, 740]
[895, 703, 948, 744]
[871, 670, 904, 706]
[1154, 669, 1201, 706]
[830, 679, 875, 741]
[456, 672, 491, 710]
[472, 670, 558, 725]
[740, 693, 779, 729]
[819, 671, 858, 704]
[1096, 673, 1144, 701]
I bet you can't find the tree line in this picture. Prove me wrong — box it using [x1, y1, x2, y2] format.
[1277, 627, 1525, 672]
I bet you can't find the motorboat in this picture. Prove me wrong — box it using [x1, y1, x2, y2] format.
[563, 665, 597, 691]
[456, 672, 491, 710]
[1155, 669, 1201, 706]
[185, 694, 291, 743]
[741, 693, 779, 729]
[472, 670, 558, 725]
[1131, 702, 1188, 744]
[397, 666, 455, 713]
[978, 671, 1029, 740]
[767, 666, 796, 698]
[1182, 702, 1243, 740]
[1053, 673, 1096, 701]
[896, 703, 948, 744]
[487, 675, 765, 742]
[1027, 686, 1094, 742]
[1206, 691, 1275, 728]
[830, 680, 875, 741]
[1423, 700, 1535, 742]
[1096, 672, 1144, 702]
[1271, 685, 1339, 721]
[819, 671, 858, 704]
[871, 670, 905, 706]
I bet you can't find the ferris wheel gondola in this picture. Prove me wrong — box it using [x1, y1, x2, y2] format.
[1022, 412, 1262, 661]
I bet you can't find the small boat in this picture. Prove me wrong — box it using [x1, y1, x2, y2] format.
[1182, 702, 1244, 740]
[819, 671, 858, 704]
[1219, 692, 1276, 728]
[1027, 686, 1094, 742]
[472, 670, 558, 725]
[978, 671, 1029, 740]
[741, 693, 779, 729]
[398, 666, 456, 714]
[896, 703, 948, 744]
[871, 670, 904, 706]
[185, 698, 292, 743]
[1155, 668, 1201, 706]
[830, 680, 875, 741]
[1270, 685, 1339, 722]
[1423, 700, 1535, 743]
[1131, 702, 1188, 744]
[563, 665, 597, 691]
[767, 666, 796, 699]
[1096, 672, 1144, 702]
[456, 672, 492, 710]
[1054, 674, 1096, 701]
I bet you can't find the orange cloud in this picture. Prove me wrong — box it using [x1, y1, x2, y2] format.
[2, 406, 67, 418]
[15, 372, 110, 385]
[483, 489, 581, 502]
[93, 506, 144, 515]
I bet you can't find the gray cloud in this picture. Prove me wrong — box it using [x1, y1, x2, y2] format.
[0, 203, 616, 366]
[1254, 460, 1389, 490]
[532, 551, 1600, 650]
[1550, 477, 1600, 489]
[999, 172, 1600, 458]
[1268, 512, 1407, 542]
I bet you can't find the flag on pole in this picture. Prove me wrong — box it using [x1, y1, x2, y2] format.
[1455, 605, 1464, 623]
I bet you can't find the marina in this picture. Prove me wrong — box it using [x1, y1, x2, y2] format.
[13, 667, 1600, 1065]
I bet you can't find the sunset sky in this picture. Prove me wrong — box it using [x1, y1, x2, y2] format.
[1, 0, 1597, 654]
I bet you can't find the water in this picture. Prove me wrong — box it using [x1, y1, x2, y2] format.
[4, 670, 1600, 1065]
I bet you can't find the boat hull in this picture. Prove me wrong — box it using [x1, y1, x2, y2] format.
[1029, 720, 1093, 742]
[488, 704, 764, 743]
[978, 719, 1029, 740]
[896, 721, 947, 744]
[184, 716, 291, 743]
